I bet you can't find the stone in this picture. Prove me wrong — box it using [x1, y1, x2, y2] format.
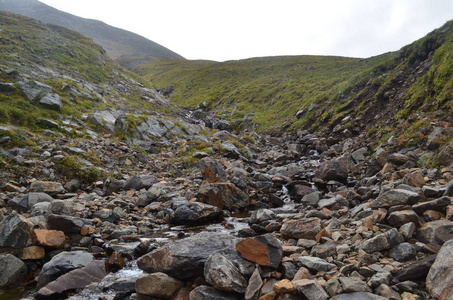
[416, 220, 453, 246]
[371, 189, 421, 208]
[412, 196, 451, 215]
[204, 252, 247, 293]
[37, 250, 94, 289]
[47, 214, 85, 234]
[273, 279, 296, 293]
[172, 202, 222, 225]
[124, 175, 158, 190]
[388, 153, 410, 165]
[0, 254, 28, 289]
[360, 228, 404, 254]
[137, 232, 239, 280]
[310, 241, 337, 259]
[236, 234, 283, 269]
[315, 159, 348, 183]
[293, 279, 329, 300]
[287, 182, 314, 201]
[399, 222, 416, 240]
[30, 181, 64, 195]
[298, 256, 336, 272]
[198, 182, 249, 210]
[402, 172, 426, 188]
[368, 271, 392, 289]
[31, 229, 66, 248]
[135, 272, 183, 298]
[330, 292, 387, 300]
[245, 266, 263, 300]
[301, 192, 322, 206]
[394, 255, 437, 281]
[189, 285, 240, 300]
[36, 260, 107, 299]
[0, 213, 33, 248]
[338, 277, 372, 293]
[280, 218, 321, 240]
[20, 246, 46, 260]
[444, 181, 453, 197]
[199, 157, 228, 183]
[426, 239, 453, 300]
[387, 210, 420, 227]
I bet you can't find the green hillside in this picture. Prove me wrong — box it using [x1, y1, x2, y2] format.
[137, 21, 453, 141]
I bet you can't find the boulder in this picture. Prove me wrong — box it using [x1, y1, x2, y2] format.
[189, 285, 240, 300]
[371, 189, 421, 208]
[426, 239, 453, 300]
[30, 181, 64, 195]
[31, 229, 66, 248]
[39, 93, 62, 111]
[280, 218, 321, 240]
[35, 260, 107, 300]
[124, 175, 158, 190]
[389, 242, 417, 262]
[198, 182, 249, 210]
[236, 234, 283, 269]
[245, 267, 263, 300]
[360, 228, 404, 254]
[412, 196, 451, 215]
[204, 252, 247, 293]
[387, 210, 420, 227]
[137, 232, 239, 280]
[416, 220, 453, 246]
[0, 213, 33, 248]
[37, 251, 94, 289]
[298, 256, 336, 272]
[315, 160, 348, 183]
[0, 254, 28, 289]
[199, 157, 228, 183]
[287, 182, 315, 201]
[273, 279, 296, 293]
[47, 214, 85, 234]
[293, 279, 329, 300]
[135, 272, 183, 299]
[338, 277, 372, 293]
[394, 255, 437, 282]
[172, 202, 222, 225]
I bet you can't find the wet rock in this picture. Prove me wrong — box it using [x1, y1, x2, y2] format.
[370, 189, 421, 208]
[416, 220, 453, 246]
[389, 242, 417, 261]
[387, 210, 420, 227]
[0, 254, 28, 289]
[204, 252, 247, 293]
[0, 212, 33, 248]
[172, 202, 222, 225]
[298, 256, 336, 272]
[36, 250, 94, 289]
[280, 218, 321, 240]
[47, 214, 86, 234]
[124, 175, 157, 190]
[394, 255, 437, 281]
[412, 196, 451, 215]
[315, 160, 348, 183]
[189, 285, 240, 300]
[293, 279, 329, 300]
[330, 292, 387, 300]
[35, 260, 107, 300]
[31, 229, 66, 248]
[360, 228, 404, 253]
[30, 181, 64, 195]
[236, 233, 282, 268]
[245, 266, 263, 300]
[135, 272, 183, 299]
[137, 232, 239, 280]
[198, 182, 249, 210]
[426, 239, 453, 300]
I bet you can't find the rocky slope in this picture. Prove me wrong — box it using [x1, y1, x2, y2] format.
[0, 10, 453, 300]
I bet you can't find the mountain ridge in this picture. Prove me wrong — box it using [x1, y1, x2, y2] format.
[0, 0, 184, 60]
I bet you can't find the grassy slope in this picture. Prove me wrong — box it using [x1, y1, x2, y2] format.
[137, 21, 453, 139]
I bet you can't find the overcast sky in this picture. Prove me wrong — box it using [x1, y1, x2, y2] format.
[39, 0, 453, 61]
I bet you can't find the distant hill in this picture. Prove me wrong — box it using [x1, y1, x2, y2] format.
[0, 0, 184, 60]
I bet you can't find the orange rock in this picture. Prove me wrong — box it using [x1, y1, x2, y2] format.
[258, 291, 277, 300]
[20, 246, 45, 260]
[80, 226, 97, 236]
[273, 279, 296, 293]
[31, 229, 65, 248]
[236, 234, 282, 269]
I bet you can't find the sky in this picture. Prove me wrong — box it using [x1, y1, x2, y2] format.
[39, 0, 453, 62]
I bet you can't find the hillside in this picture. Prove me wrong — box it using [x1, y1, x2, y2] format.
[138, 21, 453, 151]
[0, 0, 184, 60]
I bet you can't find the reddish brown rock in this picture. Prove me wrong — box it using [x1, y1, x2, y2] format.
[412, 196, 451, 215]
[422, 210, 445, 221]
[20, 246, 45, 260]
[280, 218, 321, 240]
[236, 234, 282, 269]
[198, 182, 249, 210]
[136, 272, 183, 298]
[387, 210, 420, 227]
[273, 279, 296, 293]
[31, 229, 66, 248]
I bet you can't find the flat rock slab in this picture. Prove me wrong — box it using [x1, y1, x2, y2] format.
[370, 189, 421, 208]
[236, 233, 282, 269]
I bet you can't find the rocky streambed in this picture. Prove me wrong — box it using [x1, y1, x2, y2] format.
[1, 128, 453, 300]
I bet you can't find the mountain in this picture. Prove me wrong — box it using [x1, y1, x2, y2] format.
[0, 0, 184, 60]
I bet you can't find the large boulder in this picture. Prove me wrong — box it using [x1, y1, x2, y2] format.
[426, 239, 453, 300]
[236, 234, 282, 269]
[198, 182, 249, 210]
[360, 228, 404, 254]
[416, 220, 453, 246]
[29, 181, 64, 196]
[137, 232, 239, 280]
[199, 157, 228, 183]
[204, 252, 247, 293]
[370, 189, 421, 208]
[8, 193, 53, 213]
[189, 285, 240, 300]
[0, 254, 28, 289]
[39, 93, 62, 111]
[315, 159, 348, 183]
[37, 251, 94, 289]
[124, 175, 158, 190]
[135, 272, 183, 299]
[47, 214, 86, 234]
[172, 202, 222, 225]
[280, 218, 322, 240]
[0, 213, 33, 248]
